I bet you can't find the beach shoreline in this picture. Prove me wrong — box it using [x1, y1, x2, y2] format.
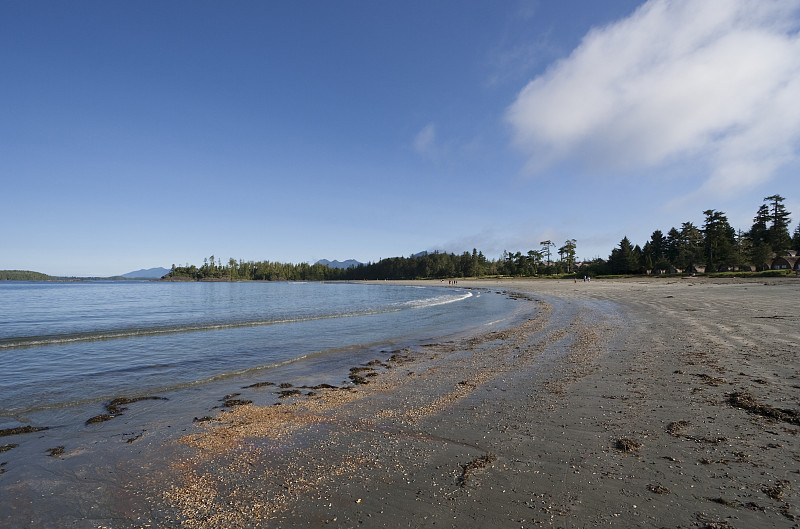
[4, 277, 800, 528]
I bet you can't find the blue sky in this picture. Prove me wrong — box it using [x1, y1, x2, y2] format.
[2, 0, 799, 277]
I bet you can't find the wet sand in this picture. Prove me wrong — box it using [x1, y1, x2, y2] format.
[4, 277, 800, 528]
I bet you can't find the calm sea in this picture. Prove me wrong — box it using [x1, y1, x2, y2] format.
[0, 281, 522, 426]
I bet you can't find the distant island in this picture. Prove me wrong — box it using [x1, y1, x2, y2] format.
[0, 270, 54, 281]
[120, 267, 171, 279]
[0, 267, 171, 282]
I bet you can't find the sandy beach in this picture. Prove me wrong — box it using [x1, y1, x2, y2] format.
[123, 277, 796, 529]
[4, 277, 800, 528]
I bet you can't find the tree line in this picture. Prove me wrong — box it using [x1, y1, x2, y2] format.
[593, 194, 800, 275]
[167, 194, 800, 281]
[167, 243, 581, 281]
[0, 270, 54, 281]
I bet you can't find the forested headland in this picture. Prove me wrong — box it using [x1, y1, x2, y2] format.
[166, 195, 800, 281]
[0, 270, 55, 281]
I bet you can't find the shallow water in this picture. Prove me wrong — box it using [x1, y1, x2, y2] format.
[0, 281, 522, 427]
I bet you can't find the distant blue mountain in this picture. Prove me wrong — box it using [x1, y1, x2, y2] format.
[120, 267, 171, 279]
[315, 259, 363, 269]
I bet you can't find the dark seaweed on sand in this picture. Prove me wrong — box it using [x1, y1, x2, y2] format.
[615, 438, 642, 452]
[666, 420, 726, 444]
[348, 374, 369, 385]
[46, 446, 65, 457]
[0, 425, 48, 437]
[310, 383, 338, 390]
[458, 453, 496, 486]
[728, 392, 800, 425]
[85, 396, 168, 425]
[106, 396, 168, 414]
[224, 398, 253, 407]
[763, 480, 791, 500]
[648, 484, 670, 494]
[86, 414, 115, 425]
[666, 420, 691, 436]
[242, 381, 275, 389]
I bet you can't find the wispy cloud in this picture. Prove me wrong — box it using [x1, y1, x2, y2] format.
[412, 122, 481, 166]
[413, 123, 438, 159]
[506, 0, 800, 197]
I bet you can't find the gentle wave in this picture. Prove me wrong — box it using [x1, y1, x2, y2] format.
[394, 290, 472, 309]
[0, 315, 349, 349]
[0, 291, 472, 350]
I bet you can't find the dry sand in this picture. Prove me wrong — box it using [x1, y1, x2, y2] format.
[77, 278, 800, 527]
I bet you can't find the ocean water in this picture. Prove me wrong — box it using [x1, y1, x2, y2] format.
[0, 281, 522, 425]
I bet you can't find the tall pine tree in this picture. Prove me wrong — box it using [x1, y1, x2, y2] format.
[764, 195, 792, 252]
[677, 222, 704, 271]
[748, 204, 770, 247]
[793, 223, 800, 253]
[748, 195, 792, 267]
[665, 227, 682, 270]
[609, 237, 638, 274]
[702, 210, 736, 271]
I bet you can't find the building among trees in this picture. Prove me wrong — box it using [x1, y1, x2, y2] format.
[771, 251, 800, 271]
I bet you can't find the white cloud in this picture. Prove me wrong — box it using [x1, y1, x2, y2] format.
[413, 123, 437, 158]
[506, 0, 800, 196]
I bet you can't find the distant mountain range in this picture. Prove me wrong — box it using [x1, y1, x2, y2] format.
[120, 267, 171, 279]
[315, 259, 363, 269]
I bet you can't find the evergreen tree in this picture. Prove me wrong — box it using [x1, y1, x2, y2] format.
[644, 230, 669, 272]
[633, 244, 644, 273]
[558, 239, 577, 273]
[751, 243, 774, 271]
[794, 223, 800, 252]
[641, 241, 654, 272]
[751, 195, 792, 253]
[477, 250, 489, 276]
[228, 257, 238, 280]
[748, 204, 770, 245]
[540, 240, 554, 270]
[748, 204, 771, 269]
[677, 222, 704, 271]
[527, 250, 542, 275]
[702, 209, 736, 271]
[609, 237, 638, 274]
[665, 227, 682, 270]
[649, 230, 665, 260]
[734, 230, 751, 270]
[764, 195, 792, 252]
